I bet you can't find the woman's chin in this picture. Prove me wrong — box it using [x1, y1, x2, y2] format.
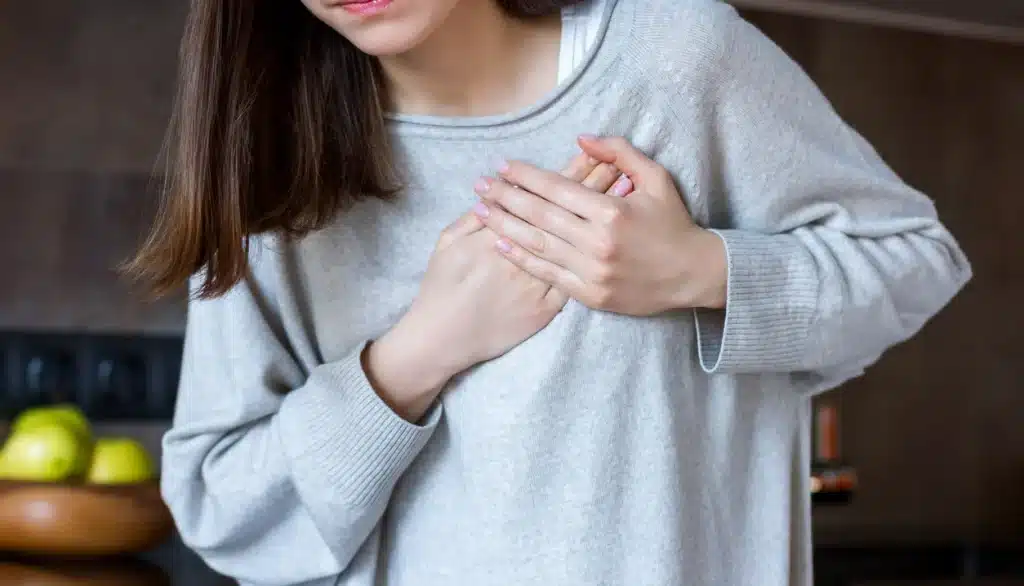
[310, 0, 459, 58]
[344, 25, 431, 57]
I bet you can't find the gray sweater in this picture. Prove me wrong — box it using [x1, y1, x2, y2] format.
[161, 1, 972, 584]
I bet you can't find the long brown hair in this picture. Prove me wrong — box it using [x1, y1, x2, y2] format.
[124, 0, 585, 300]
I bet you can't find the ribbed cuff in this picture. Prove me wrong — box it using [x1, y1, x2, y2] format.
[694, 229, 819, 374]
[277, 342, 442, 508]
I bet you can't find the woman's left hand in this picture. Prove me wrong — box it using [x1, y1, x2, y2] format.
[473, 135, 728, 316]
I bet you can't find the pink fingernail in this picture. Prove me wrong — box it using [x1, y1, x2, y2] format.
[496, 239, 512, 253]
[496, 160, 510, 174]
[611, 174, 633, 197]
[473, 202, 489, 218]
[474, 177, 492, 194]
[579, 134, 599, 142]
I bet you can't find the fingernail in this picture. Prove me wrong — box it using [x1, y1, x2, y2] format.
[472, 202, 489, 218]
[611, 174, 633, 197]
[496, 239, 512, 253]
[579, 134, 599, 142]
[587, 156, 601, 166]
[497, 160, 510, 174]
[474, 177, 492, 194]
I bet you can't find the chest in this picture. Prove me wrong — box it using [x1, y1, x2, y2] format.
[291, 124, 705, 360]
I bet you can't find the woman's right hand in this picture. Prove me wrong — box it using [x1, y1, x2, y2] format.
[365, 211, 565, 420]
[364, 153, 631, 421]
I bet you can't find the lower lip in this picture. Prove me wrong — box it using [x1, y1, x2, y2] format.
[341, 0, 392, 16]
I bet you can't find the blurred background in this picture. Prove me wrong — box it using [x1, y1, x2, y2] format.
[0, 1, 1021, 585]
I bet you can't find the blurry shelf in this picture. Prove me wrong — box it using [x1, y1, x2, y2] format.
[812, 463, 857, 505]
[730, 0, 1024, 44]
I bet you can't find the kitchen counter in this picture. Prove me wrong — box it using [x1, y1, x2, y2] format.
[0, 535, 232, 586]
[0, 534, 1020, 585]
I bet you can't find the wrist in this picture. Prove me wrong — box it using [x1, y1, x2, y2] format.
[363, 318, 457, 421]
[670, 229, 728, 310]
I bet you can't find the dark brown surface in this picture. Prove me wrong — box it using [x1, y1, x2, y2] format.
[0, 168, 185, 333]
[0, 558, 170, 586]
[0, 481, 174, 556]
[744, 11, 1024, 544]
[731, 0, 1024, 44]
[0, 0, 185, 173]
[853, 582, 1024, 586]
[0, 0, 187, 333]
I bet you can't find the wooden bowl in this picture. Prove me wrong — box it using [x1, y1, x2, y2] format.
[0, 480, 175, 556]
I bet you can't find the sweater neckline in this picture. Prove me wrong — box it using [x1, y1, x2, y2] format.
[386, 0, 631, 140]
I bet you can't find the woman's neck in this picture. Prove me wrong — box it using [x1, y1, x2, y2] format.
[379, 2, 562, 117]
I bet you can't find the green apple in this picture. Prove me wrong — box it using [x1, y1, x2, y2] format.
[85, 438, 155, 485]
[0, 422, 91, 482]
[11, 404, 92, 442]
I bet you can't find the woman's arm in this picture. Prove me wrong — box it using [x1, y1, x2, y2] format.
[162, 274, 443, 586]
[467, 5, 970, 394]
[684, 9, 972, 389]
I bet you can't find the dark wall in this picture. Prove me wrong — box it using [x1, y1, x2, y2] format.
[742, 11, 1024, 543]
[1, 1, 1021, 543]
[0, 0, 187, 332]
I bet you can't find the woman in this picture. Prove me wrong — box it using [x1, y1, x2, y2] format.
[128, 0, 972, 585]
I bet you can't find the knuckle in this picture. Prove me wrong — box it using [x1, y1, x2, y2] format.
[592, 262, 615, 285]
[504, 160, 526, 181]
[492, 183, 512, 205]
[533, 265, 555, 284]
[526, 232, 547, 254]
[601, 164, 621, 182]
[540, 208, 563, 231]
[516, 199, 539, 223]
[593, 237, 617, 262]
[556, 184, 574, 202]
[502, 186, 526, 209]
[601, 202, 626, 227]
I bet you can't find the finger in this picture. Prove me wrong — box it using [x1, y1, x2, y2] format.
[577, 135, 665, 188]
[544, 285, 570, 312]
[494, 237, 586, 299]
[494, 161, 615, 221]
[560, 152, 602, 182]
[607, 173, 634, 198]
[581, 162, 622, 193]
[472, 201, 592, 276]
[439, 210, 485, 247]
[475, 176, 590, 247]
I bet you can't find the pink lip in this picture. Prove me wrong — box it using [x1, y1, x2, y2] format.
[338, 0, 392, 16]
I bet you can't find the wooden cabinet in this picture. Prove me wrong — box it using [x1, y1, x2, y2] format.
[0, 0, 186, 172]
[730, 0, 1024, 44]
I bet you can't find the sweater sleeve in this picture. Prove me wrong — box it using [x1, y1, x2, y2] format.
[689, 9, 972, 389]
[161, 274, 441, 586]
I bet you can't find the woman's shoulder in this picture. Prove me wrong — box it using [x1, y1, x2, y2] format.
[617, 0, 749, 86]
[614, 0, 774, 92]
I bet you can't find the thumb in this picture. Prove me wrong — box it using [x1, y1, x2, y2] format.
[449, 209, 485, 237]
[577, 135, 661, 187]
[438, 210, 484, 248]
